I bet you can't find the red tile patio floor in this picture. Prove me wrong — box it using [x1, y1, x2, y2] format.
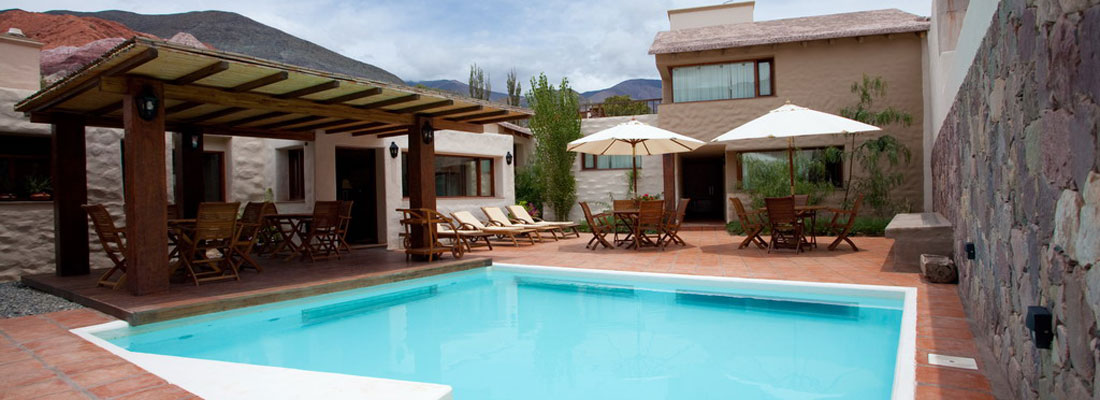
[1, 231, 997, 399]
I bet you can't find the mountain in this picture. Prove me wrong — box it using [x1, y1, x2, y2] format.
[579, 79, 661, 102]
[42, 9, 403, 84]
[0, 9, 156, 49]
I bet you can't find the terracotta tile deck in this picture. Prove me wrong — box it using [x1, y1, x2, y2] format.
[2, 231, 997, 399]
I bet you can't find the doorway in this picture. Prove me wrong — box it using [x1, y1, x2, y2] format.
[201, 151, 225, 202]
[335, 147, 379, 244]
[680, 155, 725, 221]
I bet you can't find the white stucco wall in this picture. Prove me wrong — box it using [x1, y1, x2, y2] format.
[314, 129, 516, 250]
[561, 114, 663, 222]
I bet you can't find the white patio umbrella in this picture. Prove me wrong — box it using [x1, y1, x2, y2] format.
[711, 102, 881, 195]
[568, 119, 705, 195]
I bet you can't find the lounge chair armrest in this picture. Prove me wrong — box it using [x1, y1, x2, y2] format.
[486, 220, 507, 227]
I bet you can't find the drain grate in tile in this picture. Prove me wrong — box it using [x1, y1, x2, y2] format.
[928, 353, 979, 370]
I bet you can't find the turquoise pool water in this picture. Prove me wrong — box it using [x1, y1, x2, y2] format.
[99, 266, 904, 399]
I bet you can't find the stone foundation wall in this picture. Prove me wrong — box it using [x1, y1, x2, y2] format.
[931, 1, 1100, 398]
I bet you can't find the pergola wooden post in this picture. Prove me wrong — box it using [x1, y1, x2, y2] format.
[406, 115, 436, 255]
[663, 154, 676, 211]
[174, 127, 205, 218]
[122, 78, 170, 295]
[51, 114, 89, 276]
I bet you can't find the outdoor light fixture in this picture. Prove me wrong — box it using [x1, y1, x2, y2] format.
[190, 135, 199, 149]
[965, 242, 976, 260]
[135, 85, 159, 121]
[506, 151, 513, 165]
[1026, 306, 1053, 349]
[421, 121, 434, 144]
[389, 142, 399, 158]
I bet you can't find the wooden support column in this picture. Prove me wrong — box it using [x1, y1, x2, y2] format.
[174, 127, 204, 218]
[122, 78, 170, 295]
[406, 115, 436, 255]
[51, 114, 89, 276]
[663, 153, 676, 211]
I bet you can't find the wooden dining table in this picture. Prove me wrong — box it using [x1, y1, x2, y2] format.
[265, 213, 312, 259]
[611, 209, 639, 247]
[757, 205, 830, 249]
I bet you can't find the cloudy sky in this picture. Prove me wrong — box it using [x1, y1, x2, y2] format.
[19, 0, 930, 92]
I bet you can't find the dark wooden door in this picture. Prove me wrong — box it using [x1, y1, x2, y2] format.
[335, 148, 378, 244]
[681, 156, 724, 221]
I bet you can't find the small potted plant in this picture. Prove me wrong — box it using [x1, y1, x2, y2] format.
[636, 193, 662, 202]
[26, 176, 52, 201]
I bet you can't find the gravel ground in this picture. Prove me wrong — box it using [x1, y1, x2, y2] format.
[0, 281, 82, 318]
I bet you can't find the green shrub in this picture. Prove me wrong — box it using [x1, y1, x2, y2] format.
[741, 153, 834, 209]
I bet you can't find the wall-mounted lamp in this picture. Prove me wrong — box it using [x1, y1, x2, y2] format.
[389, 142, 399, 158]
[506, 151, 513, 165]
[190, 135, 200, 149]
[1025, 306, 1053, 349]
[420, 121, 434, 144]
[965, 243, 976, 260]
[136, 85, 159, 121]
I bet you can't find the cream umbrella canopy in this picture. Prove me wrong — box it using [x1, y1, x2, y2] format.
[711, 102, 881, 195]
[568, 119, 705, 196]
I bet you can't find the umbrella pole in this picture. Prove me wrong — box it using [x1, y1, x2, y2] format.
[788, 137, 796, 196]
[632, 143, 638, 198]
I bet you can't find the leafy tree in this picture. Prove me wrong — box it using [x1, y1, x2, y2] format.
[468, 64, 491, 100]
[515, 164, 543, 212]
[602, 95, 651, 116]
[506, 69, 522, 106]
[741, 151, 834, 208]
[526, 73, 582, 220]
[838, 74, 913, 215]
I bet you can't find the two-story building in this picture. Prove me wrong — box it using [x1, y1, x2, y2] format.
[648, 2, 930, 222]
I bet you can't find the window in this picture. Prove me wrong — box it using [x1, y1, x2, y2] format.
[0, 135, 51, 200]
[286, 148, 305, 201]
[672, 59, 774, 102]
[402, 154, 495, 197]
[740, 147, 843, 189]
[581, 154, 642, 170]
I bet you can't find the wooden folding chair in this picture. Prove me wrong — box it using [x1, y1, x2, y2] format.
[83, 205, 127, 290]
[255, 202, 281, 255]
[826, 194, 863, 251]
[231, 202, 265, 272]
[580, 202, 615, 250]
[633, 200, 665, 250]
[336, 201, 354, 252]
[730, 197, 767, 249]
[298, 201, 342, 262]
[612, 199, 638, 245]
[764, 197, 805, 254]
[178, 202, 242, 285]
[660, 198, 691, 249]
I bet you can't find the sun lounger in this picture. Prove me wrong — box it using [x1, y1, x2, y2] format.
[506, 205, 581, 238]
[437, 223, 494, 252]
[451, 211, 537, 246]
[482, 206, 563, 241]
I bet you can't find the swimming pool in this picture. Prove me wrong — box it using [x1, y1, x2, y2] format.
[78, 264, 916, 399]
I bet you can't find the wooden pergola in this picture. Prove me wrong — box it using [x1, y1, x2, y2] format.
[15, 38, 530, 295]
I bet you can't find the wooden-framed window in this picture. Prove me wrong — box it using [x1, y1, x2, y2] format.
[0, 134, 50, 200]
[581, 154, 642, 170]
[739, 147, 843, 189]
[671, 58, 774, 103]
[286, 148, 305, 201]
[401, 153, 495, 197]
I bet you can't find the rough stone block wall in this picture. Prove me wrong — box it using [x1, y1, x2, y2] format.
[931, 1, 1100, 398]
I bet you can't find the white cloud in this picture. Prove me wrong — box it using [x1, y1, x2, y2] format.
[16, 0, 931, 92]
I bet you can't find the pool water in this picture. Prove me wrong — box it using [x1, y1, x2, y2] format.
[100, 266, 905, 399]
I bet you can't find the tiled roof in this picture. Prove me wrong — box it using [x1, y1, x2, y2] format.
[649, 9, 930, 55]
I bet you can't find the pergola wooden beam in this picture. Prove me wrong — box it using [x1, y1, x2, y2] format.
[255, 115, 324, 130]
[166, 101, 202, 115]
[389, 99, 453, 114]
[29, 112, 315, 141]
[289, 118, 358, 132]
[223, 111, 289, 126]
[350, 124, 411, 136]
[23, 48, 159, 113]
[466, 114, 529, 124]
[317, 88, 382, 104]
[180, 107, 247, 124]
[275, 80, 340, 99]
[88, 101, 123, 116]
[450, 110, 508, 121]
[51, 114, 88, 276]
[376, 130, 413, 138]
[425, 105, 482, 117]
[357, 94, 419, 110]
[327, 121, 386, 134]
[229, 71, 289, 92]
[122, 77, 170, 295]
[170, 61, 229, 85]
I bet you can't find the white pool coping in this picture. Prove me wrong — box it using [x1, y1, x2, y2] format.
[72, 263, 917, 400]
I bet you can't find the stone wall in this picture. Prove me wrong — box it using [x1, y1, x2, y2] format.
[931, 1, 1100, 398]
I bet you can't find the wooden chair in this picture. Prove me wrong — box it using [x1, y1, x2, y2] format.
[633, 200, 665, 250]
[397, 208, 464, 261]
[166, 204, 181, 219]
[255, 202, 281, 255]
[166, 204, 181, 261]
[660, 198, 691, 249]
[336, 201, 354, 252]
[825, 194, 864, 251]
[580, 202, 615, 250]
[792, 195, 809, 207]
[451, 211, 537, 246]
[178, 202, 242, 285]
[730, 197, 767, 249]
[83, 205, 127, 290]
[231, 202, 265, 272]
[613, 199, 638, 211]
[613, 199, 639, 245]
[506, 205, 581, 238]
[298, 201, 342, 262]
[764, 197, 805, 254]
